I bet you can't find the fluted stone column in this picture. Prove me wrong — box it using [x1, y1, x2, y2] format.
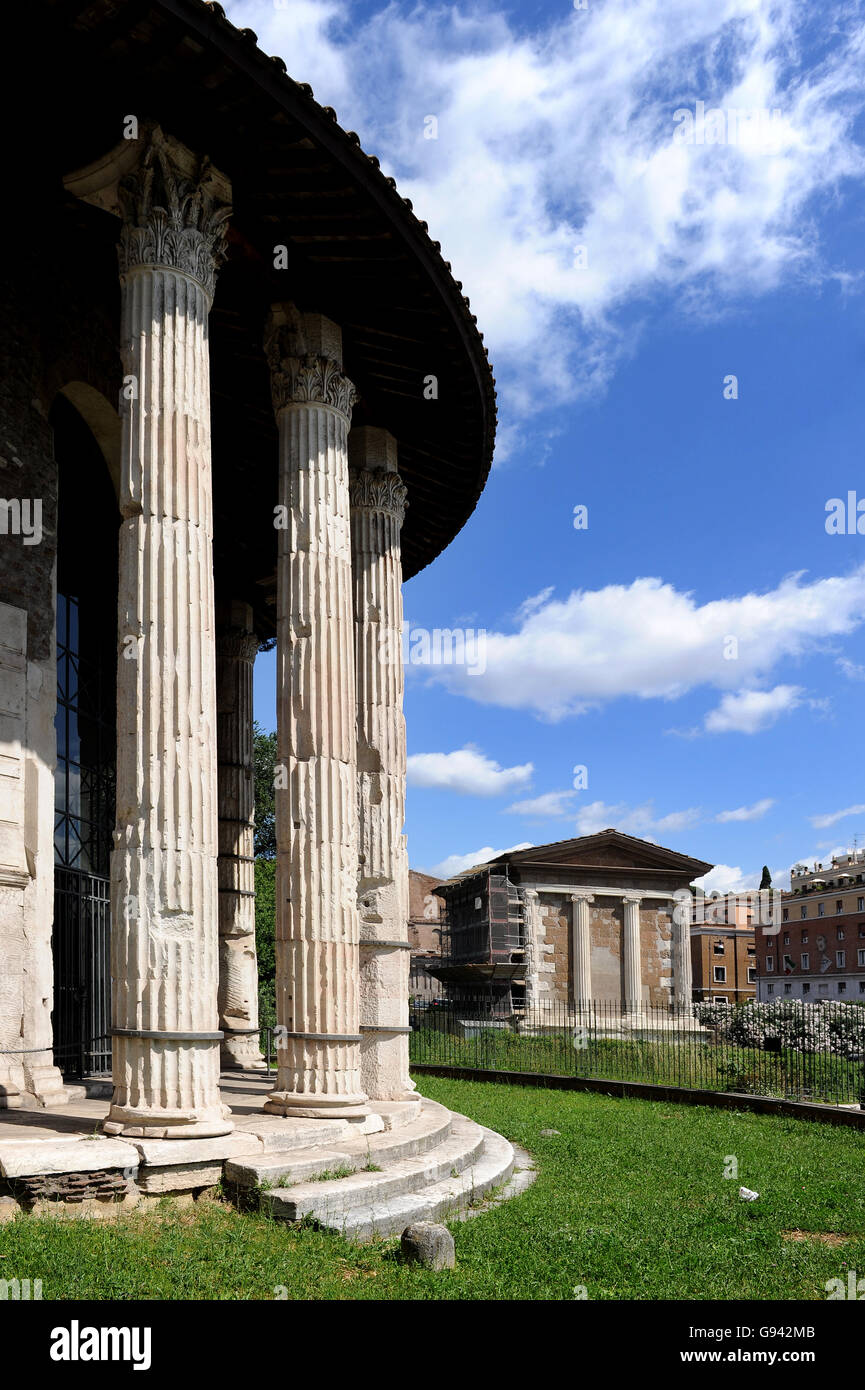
[264, 305, 367, 1119]
[350, 428, 416, 1102]
[216, 602, 264, 1070]
[622, 892, 644, 1014]
[570, 892, 594, 1012]
[67, 126, 233, 1137]
[522, 889, 540, 1010]
[671, 898, 693, 1010]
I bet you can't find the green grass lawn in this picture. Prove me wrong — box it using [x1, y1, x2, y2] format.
[1, 1075, 863, 1300]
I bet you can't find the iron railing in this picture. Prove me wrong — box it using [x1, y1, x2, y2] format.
[44, 999, 865, 1109]
[52, 868, 112, 1078]
[408, 996, 865, 1108]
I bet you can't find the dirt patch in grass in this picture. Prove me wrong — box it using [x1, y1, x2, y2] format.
[782, 1229, 851, 1246]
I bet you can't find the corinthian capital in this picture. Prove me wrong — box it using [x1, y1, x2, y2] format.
[63, 122, 232, 301]
[349, 468, 408, 524]
[264, 305, 358, 421]
[267, 355, 359, 419]
[216, 628, 259, 665]
[117, 126, 232, 298]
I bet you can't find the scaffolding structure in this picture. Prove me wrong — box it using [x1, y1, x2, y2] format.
[429, 868, 527, 1009]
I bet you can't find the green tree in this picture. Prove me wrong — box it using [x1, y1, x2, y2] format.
[253, 721, 277, 860]
[759, 865, 772, 890]
[255, 858, 276, 1032]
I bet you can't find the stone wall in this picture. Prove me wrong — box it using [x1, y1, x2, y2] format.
[0, 196, 121, 1107]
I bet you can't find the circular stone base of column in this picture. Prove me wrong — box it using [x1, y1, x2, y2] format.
[220, 1047, 267, 1072]
[264, 1092, 369, 1120]
[104, 1105, 235, 1139]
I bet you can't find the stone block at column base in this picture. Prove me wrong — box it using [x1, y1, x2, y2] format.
[220, 1034, 267, 1071]
[103, 1102, 234, 1140]
[360, 1029, 416, 1103]
[264, 1092, 369, 1121]
[22, 1064, 71, 1108]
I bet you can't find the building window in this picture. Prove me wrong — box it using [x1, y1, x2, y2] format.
[713, 966, 727, 983]
[713, 940, 725, 955]
[747, 967, 756, 983]
[858, 897, 864, 912]
[837, 900, 844, 914]
[858, 949, 865, 967]
[860, 982, 865, 994]
[859, 924, 865, 937]
[802, 983, 810, 995]
[801, 931, 808, 944]
[801, 905, 808, 919]
[766, 955, 774, 972]
[782, 908, 789, 922]
[836, 951, 846, 968]
[818, 902, 825, 917]
[747, 944, 755, 956]
[784, 983, 792, 995]
[801, 953, 809, 969]
[767, 983, 775, 994]
[783, 932, 790, 945]
[838, 982, 847, 994]
[837, 927, 845, 941]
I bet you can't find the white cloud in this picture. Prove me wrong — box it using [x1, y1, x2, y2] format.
[704, 685, 802, 733]
[226, 0, 865, 428]
[573, 799, 701, 839]
[716, 797, 775, 822]
[810, 803, 865, 829]
[427, 841, 534, 880]
[837, 656, 865, 681]
[694, 863, 775, 893]
[424, 567, 865, 720]
[406, 745, 532, 796]
[504, 790, 575, 818]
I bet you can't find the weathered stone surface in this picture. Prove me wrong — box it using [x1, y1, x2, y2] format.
[0, 1195, 21, 1222]
[137, 1161, 224, 1193]
[129, 1133, 261, 1168]
[65, 126, 234, 1140]
[400, 1222, 456, 1270]
[264, 305, 367, 1120]
[0, 1138, 139, 1179]
[216, 603, 264, 1070]
[350, 431, 414, 1103]
[234, 1115, 351, 1153]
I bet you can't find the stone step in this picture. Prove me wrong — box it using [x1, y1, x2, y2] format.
[372, 1100, 423, 1132]
[333, 1129, 516, 1241]
[262, 1115, 486, 1222]
[226, 1146, 357, 1190]
[339, 1099, 452, 1163]
[226, 1099, 451, 1189]
[230, 1115, 350, 1154]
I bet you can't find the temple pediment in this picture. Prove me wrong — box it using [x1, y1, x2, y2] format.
[486, 829, 712, 879]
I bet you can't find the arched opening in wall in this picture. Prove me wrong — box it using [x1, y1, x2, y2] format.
[50, 392, 119, 1079]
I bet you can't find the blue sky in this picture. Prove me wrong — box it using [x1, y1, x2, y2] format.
[235, 0, 865, 888]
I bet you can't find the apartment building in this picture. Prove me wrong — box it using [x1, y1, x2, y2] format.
[756, 851, 865, 1001]
[690, 893, 757, 1002]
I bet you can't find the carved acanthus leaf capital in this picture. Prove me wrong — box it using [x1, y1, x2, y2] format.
[349, 468, 408, 523]
[216, 628, 259, 664]
[116, 125, 232, 300]
[265, 340, 358, 421]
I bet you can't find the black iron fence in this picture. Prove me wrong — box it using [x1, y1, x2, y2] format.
[43, 998, 865, 1109]
[408, 996, 865, 1107]
[52, 868, 112, 1078]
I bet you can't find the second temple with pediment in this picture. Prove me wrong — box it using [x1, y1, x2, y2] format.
[432, 830, 713, 1013]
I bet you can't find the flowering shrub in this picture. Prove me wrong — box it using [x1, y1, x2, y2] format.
[693, 999, 865, 1059]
